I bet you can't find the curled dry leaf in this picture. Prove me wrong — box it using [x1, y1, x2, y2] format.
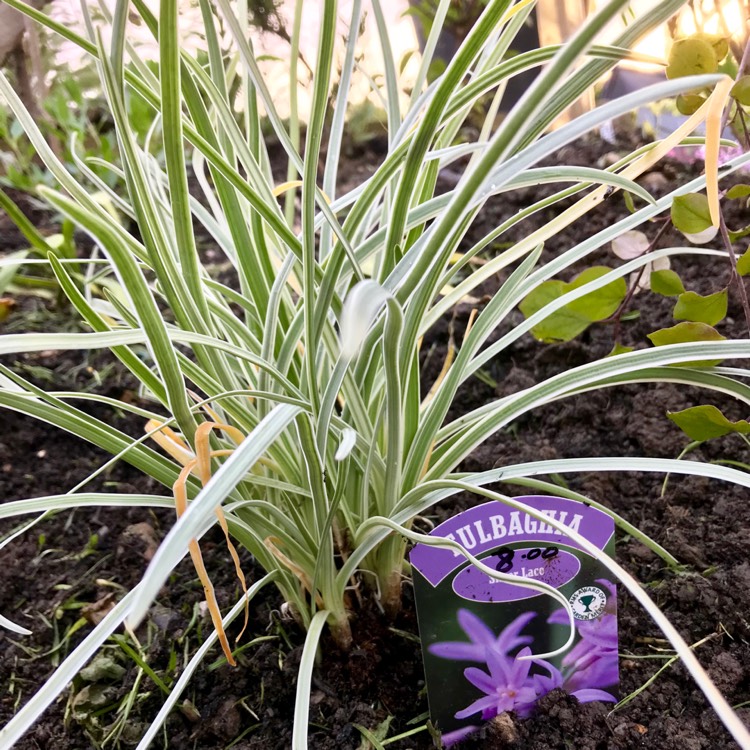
[81, 593, 117, 626]
[180, 700, 201, 723]
[79, 654, 126, 683]
[0, 298, 16, 322]
[119, 522, 159, 562]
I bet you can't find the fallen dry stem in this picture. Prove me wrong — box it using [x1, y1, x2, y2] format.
[147, 419, 252, 665]
[264, 535, 324, 607]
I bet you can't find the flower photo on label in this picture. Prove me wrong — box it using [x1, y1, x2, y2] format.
[429, 597, 618, 746]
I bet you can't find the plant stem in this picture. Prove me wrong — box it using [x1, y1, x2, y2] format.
[377, 534, 408, 617]
[718, 212, 750, 335]
[721, 33, 750, 135]
[609, 218, 671, 343]
[735, 105, 750, 149]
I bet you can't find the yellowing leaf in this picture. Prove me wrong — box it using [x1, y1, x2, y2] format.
[704, 77, 733, 228]
[694, 33, 729, 62]
[667, 404, 750, 441]
[673, 289, 728, 326]
[666, 37, 718, 79]
[0, 298, 15, 323]
[272, 180, 303, 197]
[676, 94, 706, 115]
[726, 184, 750, 199]
[683, 225, 719, 244]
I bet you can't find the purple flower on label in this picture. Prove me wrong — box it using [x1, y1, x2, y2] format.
[562, 639, 619, 693]
[440, 724, 480, 747]
[572, 688, 618, 702]
[433, 597, 618, 747]
[548, 579, 618, 694]
[530, 656, 617, 705]
[428, 609, 535, 663]
[456, 646, 543, 720]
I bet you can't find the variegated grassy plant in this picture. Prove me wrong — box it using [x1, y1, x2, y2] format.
[1, 0, 750, 746]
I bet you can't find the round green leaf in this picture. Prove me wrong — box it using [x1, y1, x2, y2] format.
[676, 93, 706, 115]
[671, 193, 713, 234]
[673, 289, 728, 327]
[666, 37, 718, 80]
[607, 342, 634, 357]
[719, 53, 739, 80]
[729, 225, 750, 243]
[648, 321, 725, 345]
[737, 248, 750, 276]
[731, 75, 750, 106]
[519, 281, 591, 343]
[667, 404, 750, 441]
[725, 184, 750, 200]
[650, 269, 685, 296]
[565, 267, 627, 320]
[518, 280, 566, 319]
[519, 268, 627, 343]
[647, 322, 726, 366]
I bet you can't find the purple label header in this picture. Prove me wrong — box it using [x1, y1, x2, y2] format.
[410, 496, 614, 587]
[452, 547, 581, 603]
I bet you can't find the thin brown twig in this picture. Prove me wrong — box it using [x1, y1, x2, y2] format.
[739, 23, 750, 77]
[721, 32, 750, 135]
[735, 105, 750, 149]
[710, 26, 750, 337]
[718, 212, 750, 335]
[608, 219, 672, 343]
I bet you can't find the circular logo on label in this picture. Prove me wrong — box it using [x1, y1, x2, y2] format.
[569, 586, 607, 620]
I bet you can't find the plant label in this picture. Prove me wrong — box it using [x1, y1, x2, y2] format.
[410, 495, 618, 747]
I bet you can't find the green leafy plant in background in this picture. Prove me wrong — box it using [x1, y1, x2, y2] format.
[407, 0, 489, 42]
[0, 103, 51, 192]
[0, 71, 121, 192]
[654, 31, 750, 453]
[1, 0, 750, 747]
[405, 0, 530, 88]
[0, 185, 124, 314]
[521, 29, 750, 445]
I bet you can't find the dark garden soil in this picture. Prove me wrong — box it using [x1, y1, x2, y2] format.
[1, 135, 750, 749]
